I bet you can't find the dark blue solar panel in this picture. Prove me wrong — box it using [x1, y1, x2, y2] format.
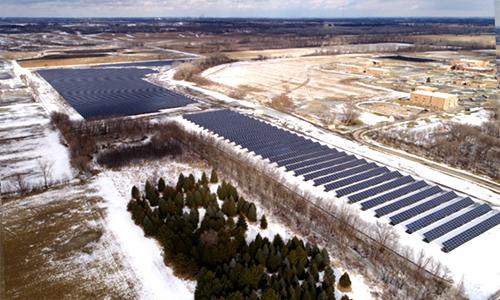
[286, 152, 348, 171]
[423, 204, 492, 242]
[302, 159, 366, 181]
[278, 148, 338, 167]
[396, 192, 463, 228]
[374, 186, 442, 217]
[348, 175, 414, 203]
[294, 154, 354, 176]
[336, 171, 402, 197]
[360, 180, 428, 210]
[39, 68, 196, 119]
[442, 212, 500, 252]
[324, 167, 389, 192]
[271, 145, 331, 163]
[313, 163, 378, 186]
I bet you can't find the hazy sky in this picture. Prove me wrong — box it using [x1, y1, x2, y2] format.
[0, 0, 495, 18]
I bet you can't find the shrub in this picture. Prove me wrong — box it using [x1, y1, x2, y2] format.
[339, 272, 351, 289]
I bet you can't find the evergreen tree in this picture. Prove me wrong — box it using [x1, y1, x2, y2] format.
[158, 198, 168, 218]
[227, 291, 244, 300]
[131, 185, 140, 200]
[190, 207, 199, 225]
[324, 267, 336, 286]
[143, 216, 154, 236]
[146, 188, 159, 206]
[195, 267, 225, 300]
[296, 261, 305, 279]
[260, 214, 268, 229]
[301, 289, 312, 300]
[273, 234, 285, 249]
[249, 290, 259, 300]
[177, 173, 185, 189]
[224, 197, 237, 217]
[185, 191, 195, 208]
[210, 168, 218, 183]
[247, 203, 257, 222]
[237, 196, 246, 214]
[158, 177, 166, 192]
[174, 192, 184, 207]
[341, 296, 350, 300]
[237, 214, 248, 231]
[183, 176, 194, 192]
[310, 263, 319, 282]
[254, 248, 265, 265]
[261, 288, 279, 300]
[194, 190, 203, 207]
[226, 216, 236, 233]
[201, 171, 208, 185]
[216, 210, 225, 221]
[145, 180, 152, 193]
[321, 248, 330, 269]
[267, 251, 280, 273]
[339, 272, 351, 289]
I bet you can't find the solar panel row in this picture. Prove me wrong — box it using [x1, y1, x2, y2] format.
[348, 175, 414, 203]
[404, 196, 471, 232]
[286, 152, 347, 171]
[294, 154, 352, 176]
[391, 191, 459, 225]
[375, 186, 442, 217]
[277, 148, 338, 166]
[336, 171, 402, 197]
[423, 203, 492, 242]
[360, 180, 428, 210]
[324, 167, 390, 192]
[271, 146, 330, 164]
[313, 163, 378, 186]
[442, 212, 500, 252]
[302, 158, 366, 181]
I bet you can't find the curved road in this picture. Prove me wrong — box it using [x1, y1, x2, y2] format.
[352, 128, 500, 201]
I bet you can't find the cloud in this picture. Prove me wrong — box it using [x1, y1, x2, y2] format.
[411, 5, 419, 9]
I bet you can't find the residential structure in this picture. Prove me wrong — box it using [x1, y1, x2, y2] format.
[415, 86, 433, 92]
[409, 91, 458, 109]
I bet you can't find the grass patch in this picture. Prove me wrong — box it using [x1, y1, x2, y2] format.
[406, 122, 419, 128]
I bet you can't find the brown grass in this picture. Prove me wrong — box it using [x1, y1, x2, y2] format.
[3, 181, 138, 299]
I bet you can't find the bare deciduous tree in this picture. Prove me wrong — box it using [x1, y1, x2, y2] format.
[37, 158, 54, 189]
[341, 101, 361, 125]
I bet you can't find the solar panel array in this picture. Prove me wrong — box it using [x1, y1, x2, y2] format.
[335, 171, 402, 197]
[324, 167, 390, 192]
[348, 176, 414, 203]
[442, 212, 500, 252]
[38, 68, 196, 119]
[375, 186, 442, 217]
[360, 180, 428, 210]
[404, 196, 472, 232]
[183, 109, 500, 251]
[423, 204, 492, 242]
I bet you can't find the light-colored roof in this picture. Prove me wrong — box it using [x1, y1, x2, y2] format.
[366, 67, 390, 71]
[337, 64, 363, 68]
[411, 91, 456, 98]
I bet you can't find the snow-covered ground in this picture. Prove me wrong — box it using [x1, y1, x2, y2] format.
[101, 158, 377, 300]
[0, 61, 73, 194]
[174, 89, 500, 299]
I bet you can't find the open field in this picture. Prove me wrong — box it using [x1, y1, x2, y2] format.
[0, 62, 72, 195]
[204, 55, 402, 105]
[3, 180, 139, 299]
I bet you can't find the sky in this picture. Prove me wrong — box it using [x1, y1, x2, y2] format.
[0, 0, 496, 18]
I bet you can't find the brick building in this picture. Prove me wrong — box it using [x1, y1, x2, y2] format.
[409, 91, 458, 110]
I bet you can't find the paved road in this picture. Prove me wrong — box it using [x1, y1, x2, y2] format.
[351, 128, 500, 201]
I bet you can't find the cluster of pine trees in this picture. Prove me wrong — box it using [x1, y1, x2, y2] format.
[127, 170, 348, 300]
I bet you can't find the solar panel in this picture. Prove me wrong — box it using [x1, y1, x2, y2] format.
[442, 212, 500, 252]
[423, 203, 492, 242]
[313, 163, 378, 186]
[302, 159, 366, 181]
[278, 148, 338, 166]
[348, 175, 414, 203]
[324, 167, 389, 191]
[374, 186, 442, 217]
[360, 180, 428, 210]
[400, 193, 466, 230]
[271, 145, 330, 163]
[336, 171, 402, 197]
[286, 152, 348, 171]
[294, 154, 353, 176]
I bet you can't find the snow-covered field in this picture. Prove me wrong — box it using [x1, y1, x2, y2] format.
[0, 61, 72, 195]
